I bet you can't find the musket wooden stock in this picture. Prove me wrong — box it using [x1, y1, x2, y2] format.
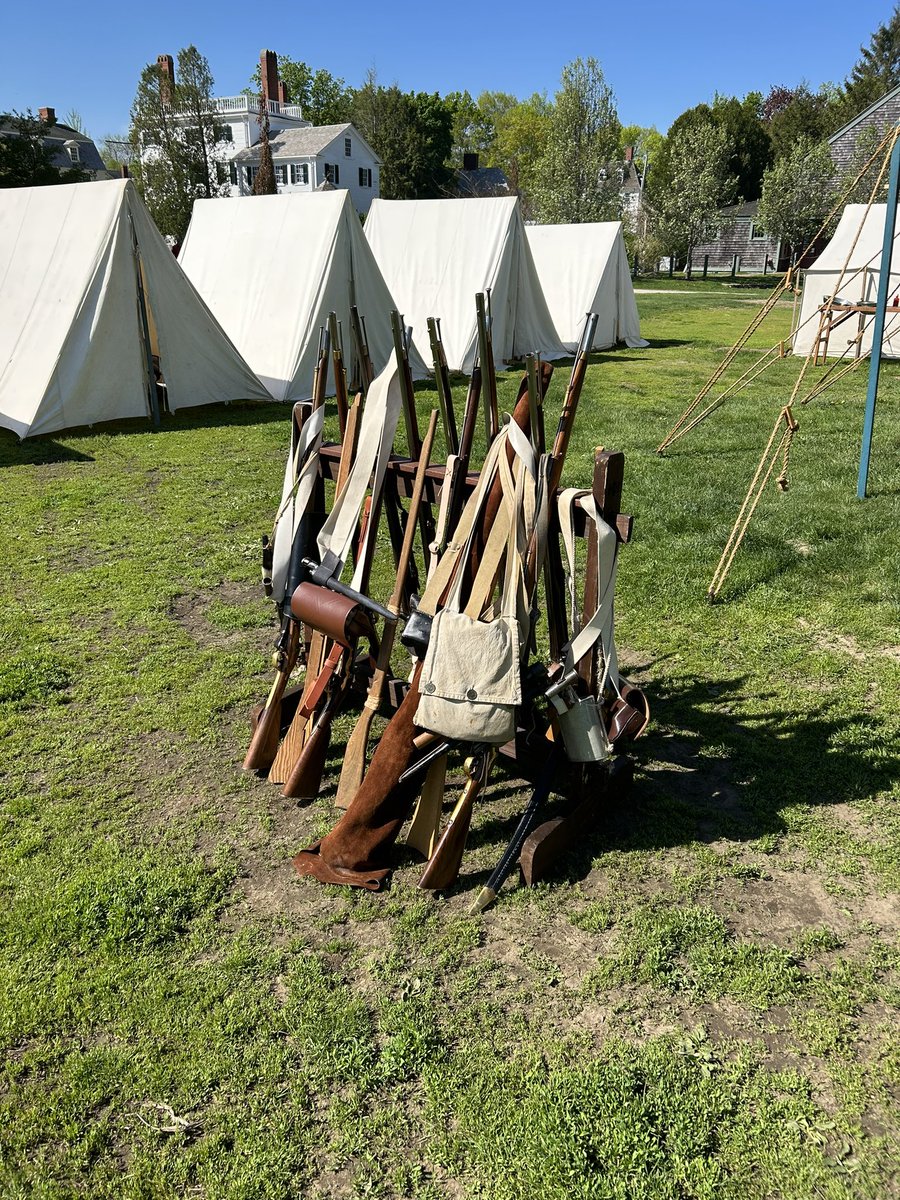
[404, 751, 447, 858]
[244, 397, 317, 772]
[328, 311, 349, 438]
[269, 394, 362, 784]
[242, 620, 301, 771]
[418, 751, 494, 891]
[279, 492, 372, 798]
[336, 411, 439, 808]
[281, 673, 345, 800]
[291, 372, 540, 885]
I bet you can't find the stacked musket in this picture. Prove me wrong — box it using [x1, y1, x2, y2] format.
[246, 298, 649, 908]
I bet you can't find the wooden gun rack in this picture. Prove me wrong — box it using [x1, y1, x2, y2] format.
[315, 438, 638, 886]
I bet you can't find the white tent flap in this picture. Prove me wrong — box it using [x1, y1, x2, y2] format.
[793, 203, 900, 359]
[364, 197, 568, 372]
[178, 190, 424, 401]
[0, 179, 269, 438]
[525, 221, 648, 352]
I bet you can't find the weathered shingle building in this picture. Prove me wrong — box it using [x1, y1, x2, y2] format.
[828, 84, 900, 172]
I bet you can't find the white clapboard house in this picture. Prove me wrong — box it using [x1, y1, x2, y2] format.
[150, 49, 380, 215]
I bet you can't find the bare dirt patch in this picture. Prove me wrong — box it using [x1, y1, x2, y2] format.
[797, 617, 900, 664]
[168, 581, 267, 649]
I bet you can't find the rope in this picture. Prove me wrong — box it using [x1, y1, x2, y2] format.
[658, 125, 900, 455]
[704, 128, 900, 601]
[707, 406, 798, 601]
[657, 281, 789, 452]
[776, 418, 796, 490]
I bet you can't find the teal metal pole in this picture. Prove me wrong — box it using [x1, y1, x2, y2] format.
[858, 132, 900, 498]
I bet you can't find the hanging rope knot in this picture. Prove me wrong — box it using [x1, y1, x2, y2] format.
[776, 407, 798, 491]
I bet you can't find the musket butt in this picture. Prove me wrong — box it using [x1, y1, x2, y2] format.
[468, 886, 497, 916]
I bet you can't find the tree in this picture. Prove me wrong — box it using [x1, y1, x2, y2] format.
[485, 92, 552, 213]
[64, 109, 88, 135]
[349, 73, 453, 198]
[445, 89, 495, 167]
[129, 45, 227, 241]
[756, 137, 839, 260]
[618, 123, 664, 164]
[0, 110, 89, 187]
[647, 119, 737, 264]
[99, 133, 134, 173]
[653, 95, 771, 202]
[530, 58, 621, 223]
[843, 5, 900, 118]
[249, 55, 352, 125]
[841, 123, 894, 205]
[252, 96, 276, 195]
[762, 83, 841, 160]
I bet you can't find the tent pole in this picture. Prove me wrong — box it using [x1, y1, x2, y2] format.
[129, 213, 161, 428]
[857, 129, 900, 498]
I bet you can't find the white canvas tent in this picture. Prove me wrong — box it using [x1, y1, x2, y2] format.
[364, 197, 568, 372]
[0, 179, 270, 439]
[525, 222, 648, 352]
[178, 190, 424, 401]
[793, 203, 900, 359]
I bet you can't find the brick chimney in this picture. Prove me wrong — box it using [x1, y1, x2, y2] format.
[624, 145, 634, 164]
[463, 152, 479, 171]
[260, 50, 279, 105]
[157, 54, 175, 106]
[277, 80, 289, 106]
[38, 107, 56, 125]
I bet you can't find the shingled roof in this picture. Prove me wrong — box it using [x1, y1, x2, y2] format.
[233, 123, 381, 165]
[0, 114, 111, 177]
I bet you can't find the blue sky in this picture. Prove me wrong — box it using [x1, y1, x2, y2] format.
[1, 0, 895, 139]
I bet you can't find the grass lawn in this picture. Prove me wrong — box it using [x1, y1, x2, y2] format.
[1, 283, 898, 1199]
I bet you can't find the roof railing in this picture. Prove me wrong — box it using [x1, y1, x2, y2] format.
[173, 96, 305, 120]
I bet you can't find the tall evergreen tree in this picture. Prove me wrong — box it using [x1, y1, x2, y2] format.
[844, 5, 900, 117]
[349, 74, 453, 199]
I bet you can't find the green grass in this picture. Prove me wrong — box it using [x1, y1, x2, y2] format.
[0, 287, 898, 1197]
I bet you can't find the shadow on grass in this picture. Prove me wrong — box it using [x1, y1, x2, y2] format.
[457, 667, 899, 886]
[0, 400, 295, 465]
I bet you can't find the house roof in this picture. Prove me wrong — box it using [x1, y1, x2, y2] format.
[721, 200, 759, 218]
[827, 82, 900, 145]
[450, 166, 512, 198]
[233, 122, 381, 165]
[0, 116, 110, 175]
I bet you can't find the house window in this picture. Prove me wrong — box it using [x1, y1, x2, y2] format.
[65, 142, 81, 163]
[344, 137, 352, 157]
[290, 163, 309, 185]
[221, 124, 234, 143]
[244, 166, 254, 185]
[275, 164, 287, 186]
[325, 163, 340, 184]
[358, 167, 372, 188]
[750, 223, 767, 241]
